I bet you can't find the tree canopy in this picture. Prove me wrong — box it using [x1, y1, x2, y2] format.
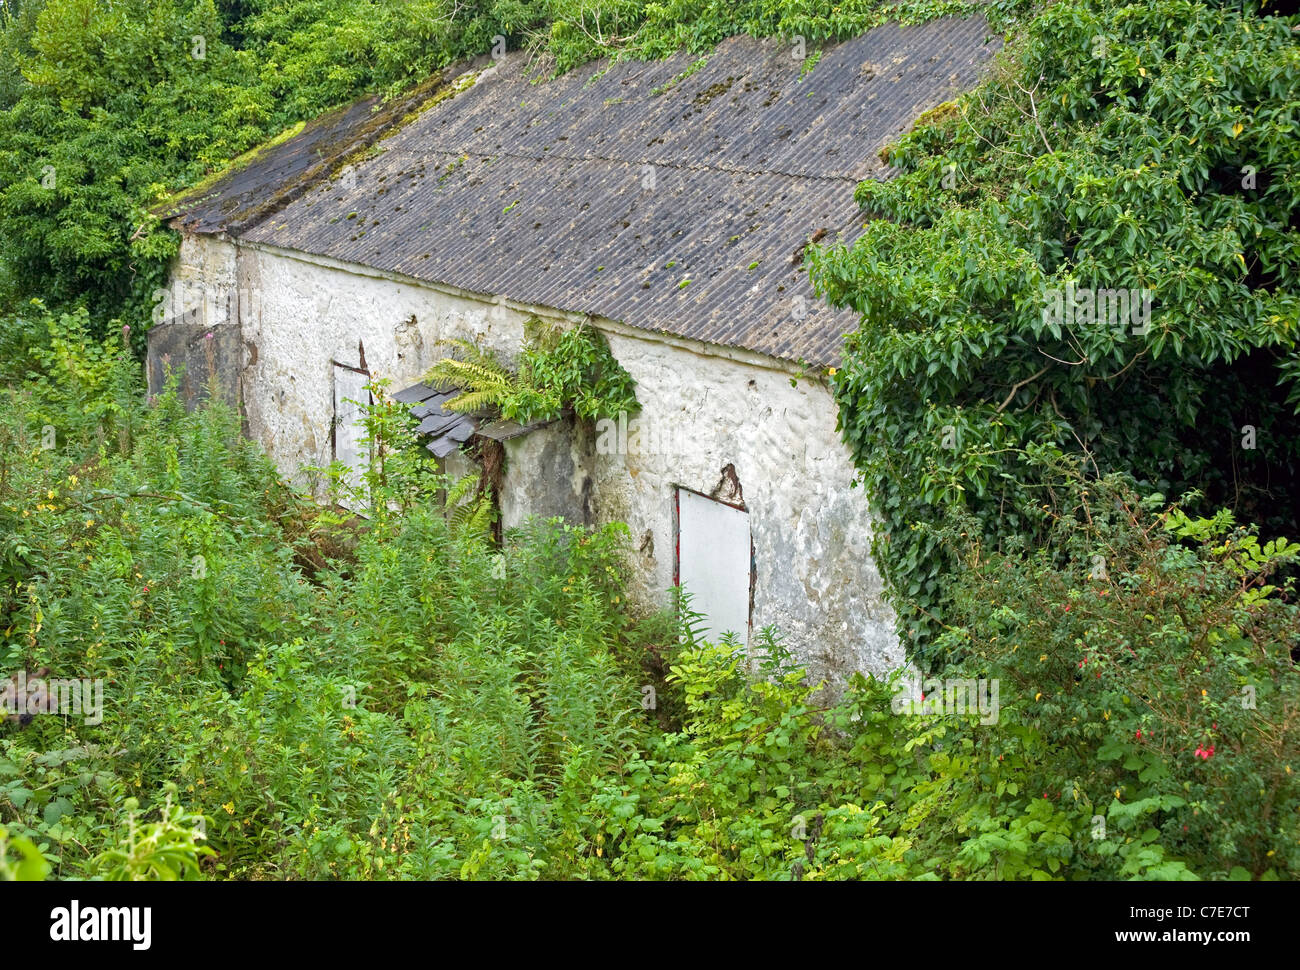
[811, 0, 1300, 660]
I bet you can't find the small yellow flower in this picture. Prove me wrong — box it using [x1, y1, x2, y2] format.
[85, 519, 95, 527]
[1034, 692, 1042, 701]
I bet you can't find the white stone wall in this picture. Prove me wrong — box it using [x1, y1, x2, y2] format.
[214, 238, 528, 485]
[582, 329, 902, 682]
[162, 235, 900, 683]
[168, 233, 238, 328]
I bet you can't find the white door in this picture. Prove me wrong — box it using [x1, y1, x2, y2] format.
[677, 488, 752, 646]
[333, 362, 371, 497]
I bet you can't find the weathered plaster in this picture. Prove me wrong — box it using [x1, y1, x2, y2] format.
[500, 417, 591, 529]
[198, 237, 528, 485]
[156, 234, 901, 684]
[583, 329, 902, 683]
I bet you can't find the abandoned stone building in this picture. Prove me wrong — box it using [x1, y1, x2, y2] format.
[150, 15, 998, 684]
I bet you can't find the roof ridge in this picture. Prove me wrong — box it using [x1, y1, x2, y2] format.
[361, 143, 869, 186]
[169, 16, 999, 364]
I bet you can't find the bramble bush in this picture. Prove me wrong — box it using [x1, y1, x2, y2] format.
[924, 467, 1299, 879]
[584, 479, 1299, 881]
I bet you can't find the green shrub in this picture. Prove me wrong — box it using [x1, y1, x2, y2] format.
[811, 0, 1300, 656]
[926, 473, 1299, 879]
[424, 319, 640, 424]
[0, 825, 51, 880]
[90, 783, 214, 880]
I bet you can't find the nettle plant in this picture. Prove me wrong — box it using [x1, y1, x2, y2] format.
[810, 0, 1300, 657]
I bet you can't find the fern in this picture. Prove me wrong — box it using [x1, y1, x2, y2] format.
[424, 340, 521, 415]
[422, 321, 638, 424]
[444, 469, 481, 508]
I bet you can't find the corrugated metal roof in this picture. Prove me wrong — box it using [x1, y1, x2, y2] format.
[167, 17, 998, 365]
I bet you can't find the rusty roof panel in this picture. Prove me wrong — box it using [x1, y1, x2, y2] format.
[174, 17, 998, 365]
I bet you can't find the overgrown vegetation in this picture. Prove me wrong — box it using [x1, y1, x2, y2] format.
[424, 317, 640, 424]
[811, 0, 1300, 659]
[0, 309, 647, 878]
[1, 314, 1295, 880]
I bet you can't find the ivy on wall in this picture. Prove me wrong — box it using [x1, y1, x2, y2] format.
[810, 0, 1300, 660]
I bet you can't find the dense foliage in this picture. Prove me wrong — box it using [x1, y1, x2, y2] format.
[812, 0, 1300, 659]
[425, 318, 641, 425]
[0, 0, 981, 334]
[0, 312, 1295, 880]
[0, 308, 646, 877]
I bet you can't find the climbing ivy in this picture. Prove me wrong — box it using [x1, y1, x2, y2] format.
[810, 0, 1300, 661]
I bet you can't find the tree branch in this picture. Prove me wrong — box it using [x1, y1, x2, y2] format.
[995, 365, 1051, 413]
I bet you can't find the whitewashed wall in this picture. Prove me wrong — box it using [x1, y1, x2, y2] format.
[162, 235, 901, 683]
[581, 327, 902, 682]
[169, 236, 530, 482]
